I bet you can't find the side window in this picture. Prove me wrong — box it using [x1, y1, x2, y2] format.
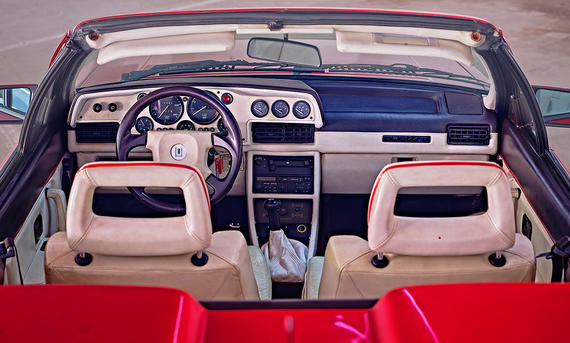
[535, 88, 570, 125]
[9, 88, 31, 113]
[0, 86, 33, 170]
[0, 89, 6, 107]
[533, 86, 570, 170]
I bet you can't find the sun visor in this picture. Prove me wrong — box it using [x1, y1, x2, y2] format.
[336, 31, 475, 66]
[95, 32, 235, 65]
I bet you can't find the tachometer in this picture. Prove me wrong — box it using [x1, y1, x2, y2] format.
[149, 96, 184, 125]
[189, 98, 219, 124]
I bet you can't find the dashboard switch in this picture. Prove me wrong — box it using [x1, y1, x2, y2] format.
[221, 93, 233, 104]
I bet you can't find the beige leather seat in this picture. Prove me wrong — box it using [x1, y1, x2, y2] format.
[45, 162, 270, 301]
[304, 161, 536, 299]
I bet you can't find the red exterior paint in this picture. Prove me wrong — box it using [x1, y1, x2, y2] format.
[0, 111, 22, 122]
[77, 161, 211, 210]
[205, 308, 373, 343]
[49, 31, 70, 67]
[145, 70, 432, 81]
[375, 283, 570, 343]
[551, 117, 570, 125]
[367, 161, 504, 222]
[0, 144, 17, 169]
[551, 148, 569, 174]
[1, 283, 569, 342]
[0, 285, 207, 343]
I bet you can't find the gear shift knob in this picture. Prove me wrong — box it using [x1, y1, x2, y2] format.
[264, 199, 281, 231]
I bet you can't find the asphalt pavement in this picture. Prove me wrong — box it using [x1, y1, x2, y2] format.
[0, 0, 568, 166]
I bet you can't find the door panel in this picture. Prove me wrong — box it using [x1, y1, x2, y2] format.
[3, 163, 63, 284]
[514, 190, 553, 282]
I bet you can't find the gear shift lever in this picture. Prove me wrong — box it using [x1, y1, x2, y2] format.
[264, 199, 281, 231]
[261, 198, 308, 282]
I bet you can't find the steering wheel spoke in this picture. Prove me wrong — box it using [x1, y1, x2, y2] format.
[116, 86, 242, 213]
[117, 133, 147, 160]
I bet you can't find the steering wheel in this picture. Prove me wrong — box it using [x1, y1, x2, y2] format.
[116, 86, 242, 213]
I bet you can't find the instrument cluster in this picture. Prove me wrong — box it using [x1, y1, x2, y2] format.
[70, 84, 324, 142]
[135, 93, 226, 134]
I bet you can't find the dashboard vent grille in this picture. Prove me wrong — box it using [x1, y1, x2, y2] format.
[251, 123, 314, 143]
[447, 125, 490, 145]
[75, 123, 119, 143]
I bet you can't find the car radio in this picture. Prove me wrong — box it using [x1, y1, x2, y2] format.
[252, 155, 314, 194]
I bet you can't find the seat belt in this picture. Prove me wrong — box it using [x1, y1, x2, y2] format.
[0, 238, 23, 285]
[537, 235, 570, 282]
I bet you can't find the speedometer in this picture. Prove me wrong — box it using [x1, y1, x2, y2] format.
[189, 98, 219, 124]
[149, 96, 184, 125]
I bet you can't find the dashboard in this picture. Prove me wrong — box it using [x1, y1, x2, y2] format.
[67, 77, 498, 194]
[69, 82, 324, 141]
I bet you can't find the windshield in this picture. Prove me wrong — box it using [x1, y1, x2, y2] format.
[76, 32, 490, 91]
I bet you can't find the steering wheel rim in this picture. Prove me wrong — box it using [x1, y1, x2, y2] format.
[116, 86, 243, 213]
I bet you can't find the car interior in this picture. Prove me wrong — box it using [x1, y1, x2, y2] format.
[2, 22, 557, 302]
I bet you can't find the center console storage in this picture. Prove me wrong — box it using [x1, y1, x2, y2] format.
[254, 198, 312, 245]
[247, 151, 321, 257]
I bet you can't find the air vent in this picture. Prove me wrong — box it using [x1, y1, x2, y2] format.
[75, 123, 119, 143]
[447, 125, 490, 145]
[251, 123, 314, 143]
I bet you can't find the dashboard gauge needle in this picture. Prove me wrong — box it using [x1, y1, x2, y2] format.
[193, 105, 207, 115]
[159, 105, 170, 118]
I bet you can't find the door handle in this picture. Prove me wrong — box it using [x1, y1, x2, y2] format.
[46, 188, 67, 232]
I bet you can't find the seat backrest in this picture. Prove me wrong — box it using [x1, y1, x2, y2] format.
[318, 161, 536, 299]
[45, 162, 260, 301]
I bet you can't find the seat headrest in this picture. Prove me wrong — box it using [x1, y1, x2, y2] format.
[67, 162, 211, 256]
[368, 161, 515, 256]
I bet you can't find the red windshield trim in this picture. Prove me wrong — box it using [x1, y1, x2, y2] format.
[49, 31, 71, 67]
[73, 8, 499, 33]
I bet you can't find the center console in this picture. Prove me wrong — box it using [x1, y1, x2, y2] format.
[247, 151, 320, 257]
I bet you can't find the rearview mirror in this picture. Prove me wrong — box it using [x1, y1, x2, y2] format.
[0, 85, 36, 122]
[247, 37, 322, 67]
[533, 85, 570, 126]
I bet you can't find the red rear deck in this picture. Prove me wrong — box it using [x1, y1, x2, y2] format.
[0, 283, 567, 342]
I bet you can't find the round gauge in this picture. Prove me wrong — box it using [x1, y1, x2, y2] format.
[188, 98, 219, 124]
[135, 117, 153, 133]
[176, 120, 196, 131]
[149, 96, 184, 125]
[251, 100, 269, 118]
[293, 100, 311, 119]
[271, 100, 290, 118]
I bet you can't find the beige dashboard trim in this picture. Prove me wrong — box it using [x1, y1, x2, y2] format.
[68, 131, 497, 156]
[246, 151, 321, 258]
